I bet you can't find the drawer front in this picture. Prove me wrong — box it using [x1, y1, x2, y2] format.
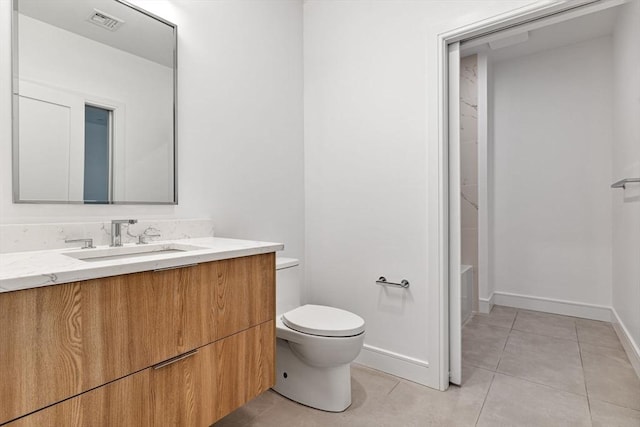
[6, 321, 274, 427]
[151, 320, 275, 426]
[211, 320, 275, 420]
[0, 281, 85, 425]
[82, 263, 216, 384]
[201, 253, 275, 340]
[0, 253, 275, 425]
[4, 369, 152, 427]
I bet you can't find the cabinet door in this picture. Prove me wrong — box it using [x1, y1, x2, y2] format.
[202, 253, 275, 340]
[4, 369, 151, 427]
[151, 321, 275, 426]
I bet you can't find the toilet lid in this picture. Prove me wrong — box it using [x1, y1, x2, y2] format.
[282, 304, 365, 337]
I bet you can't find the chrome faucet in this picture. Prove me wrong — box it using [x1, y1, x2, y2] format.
[110, 219, 138, 247]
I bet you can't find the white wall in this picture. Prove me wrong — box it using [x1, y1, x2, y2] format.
[611, 0, 640, 357]
[167, 0, 304, 259]
[18, 14, 174, 202]
[304, 0, 535, 388]
[0, 0, 304, 259]
[491, 36, 613, 307]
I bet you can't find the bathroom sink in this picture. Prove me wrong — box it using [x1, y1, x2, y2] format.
[64, 243, 207, 262]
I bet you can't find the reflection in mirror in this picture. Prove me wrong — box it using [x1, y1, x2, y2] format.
[12, 0, 177, 204]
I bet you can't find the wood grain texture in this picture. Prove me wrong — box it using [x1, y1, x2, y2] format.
[6, 321, 274, 427]
[5, 369, 151, 427]
[0, 282, 83, 424]
[151, 321, 275, 426]
[151, 342, 215, 426]
[83, 264, 217, 373]
[212, 320, 275, 420]
[0, 263, 213, 424]
[0, 253, 275, 425]
[206, 253, 275, 340]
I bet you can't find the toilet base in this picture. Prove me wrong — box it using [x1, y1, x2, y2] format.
[272, 338, 352, 412]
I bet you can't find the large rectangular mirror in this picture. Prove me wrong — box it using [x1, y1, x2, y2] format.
[12, 0, 177, 204]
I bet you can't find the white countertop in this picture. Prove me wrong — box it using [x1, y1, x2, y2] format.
[0, 237, 284, 293]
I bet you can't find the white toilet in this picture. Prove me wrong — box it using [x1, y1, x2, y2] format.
[273, 257, 365, 412]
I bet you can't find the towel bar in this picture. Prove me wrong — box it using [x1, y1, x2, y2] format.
[611, 178, 640, 189]
[376, 276, 410, 289]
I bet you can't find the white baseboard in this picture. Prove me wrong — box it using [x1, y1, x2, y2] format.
[611, 308, 640, 379]
[355, 344, 432, 387]
[492, 291, 612, 321]
[478, 293, 494, 314]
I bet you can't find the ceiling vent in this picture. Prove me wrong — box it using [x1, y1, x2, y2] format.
[87, 9, 124, 31]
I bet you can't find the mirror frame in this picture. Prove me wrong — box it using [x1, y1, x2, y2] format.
[11, 0, 178, 205]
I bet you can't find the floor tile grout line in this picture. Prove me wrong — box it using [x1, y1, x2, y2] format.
[474, 372, 496, 426]
[576, 326, 591, 400]
[578, 339, 627, 353]
[579, 341, 637, 369]
[495, 315, 514, 370]
[510, 325, 579, 342]
[588, 396, 640, 412]
[386, 380, 401, 396]
[506, 330, 582, 353]
[496, 315, 590, 400]
[464, 360, 497, 373]
[492, 370, 589, 399]
[466, 317, 513, 332]
[578, 333, 640, 413]
[578, 339, 596, 425]
[510, 309, 519, 331]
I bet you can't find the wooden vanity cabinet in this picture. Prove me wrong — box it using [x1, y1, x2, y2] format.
[0, 253, 275, 426]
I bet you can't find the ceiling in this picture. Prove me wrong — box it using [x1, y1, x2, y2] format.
[461, 5, 620, 63]
[17, 0, 175, 67]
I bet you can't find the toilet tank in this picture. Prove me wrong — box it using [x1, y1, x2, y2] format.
[276, 257, 301, 316]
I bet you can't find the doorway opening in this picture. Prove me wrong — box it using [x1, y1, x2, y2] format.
[442, 0, 639, 388]
[83, 104, 113, 203]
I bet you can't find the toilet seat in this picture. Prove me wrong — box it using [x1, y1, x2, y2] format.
[282, 304, 365, 337]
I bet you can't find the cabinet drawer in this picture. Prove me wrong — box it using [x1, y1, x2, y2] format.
[5, 321, 275, 427]
[4, 369, 152, 427]
[151, 320, 275, 425]
[202, 253, 275, 340]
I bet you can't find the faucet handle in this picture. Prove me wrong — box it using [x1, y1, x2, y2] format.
[137, 233, 161, 245]
[112, 219, 138, 225]
[65, 238, 95, 249]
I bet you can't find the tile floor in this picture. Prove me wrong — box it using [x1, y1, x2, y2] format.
[214, 306, 640, 426]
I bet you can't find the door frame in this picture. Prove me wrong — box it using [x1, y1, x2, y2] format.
[436, 0, 625, 390]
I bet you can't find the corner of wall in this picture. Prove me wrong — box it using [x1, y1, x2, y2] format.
[612, 308, 640, 379]
[478, 293, 494, 314]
